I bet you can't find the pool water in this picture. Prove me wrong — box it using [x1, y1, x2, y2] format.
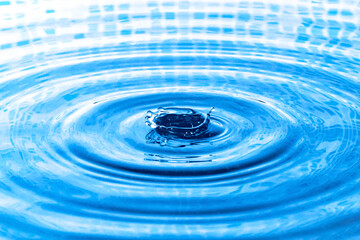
[0, 0, 360, 239]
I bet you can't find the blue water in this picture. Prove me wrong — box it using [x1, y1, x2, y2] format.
[0, 0, 360, 239]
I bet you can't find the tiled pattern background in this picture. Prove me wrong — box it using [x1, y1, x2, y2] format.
[0, 0, 359, 60]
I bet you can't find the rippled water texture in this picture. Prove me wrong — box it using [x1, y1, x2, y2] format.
[1, 0, 360, 239]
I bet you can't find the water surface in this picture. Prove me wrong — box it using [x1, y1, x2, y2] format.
[0, 0, 360, 239]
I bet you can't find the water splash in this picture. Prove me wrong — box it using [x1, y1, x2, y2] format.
[145, 107, 215, 139]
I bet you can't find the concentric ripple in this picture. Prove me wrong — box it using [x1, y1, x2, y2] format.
[0, 0, 360, 239]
